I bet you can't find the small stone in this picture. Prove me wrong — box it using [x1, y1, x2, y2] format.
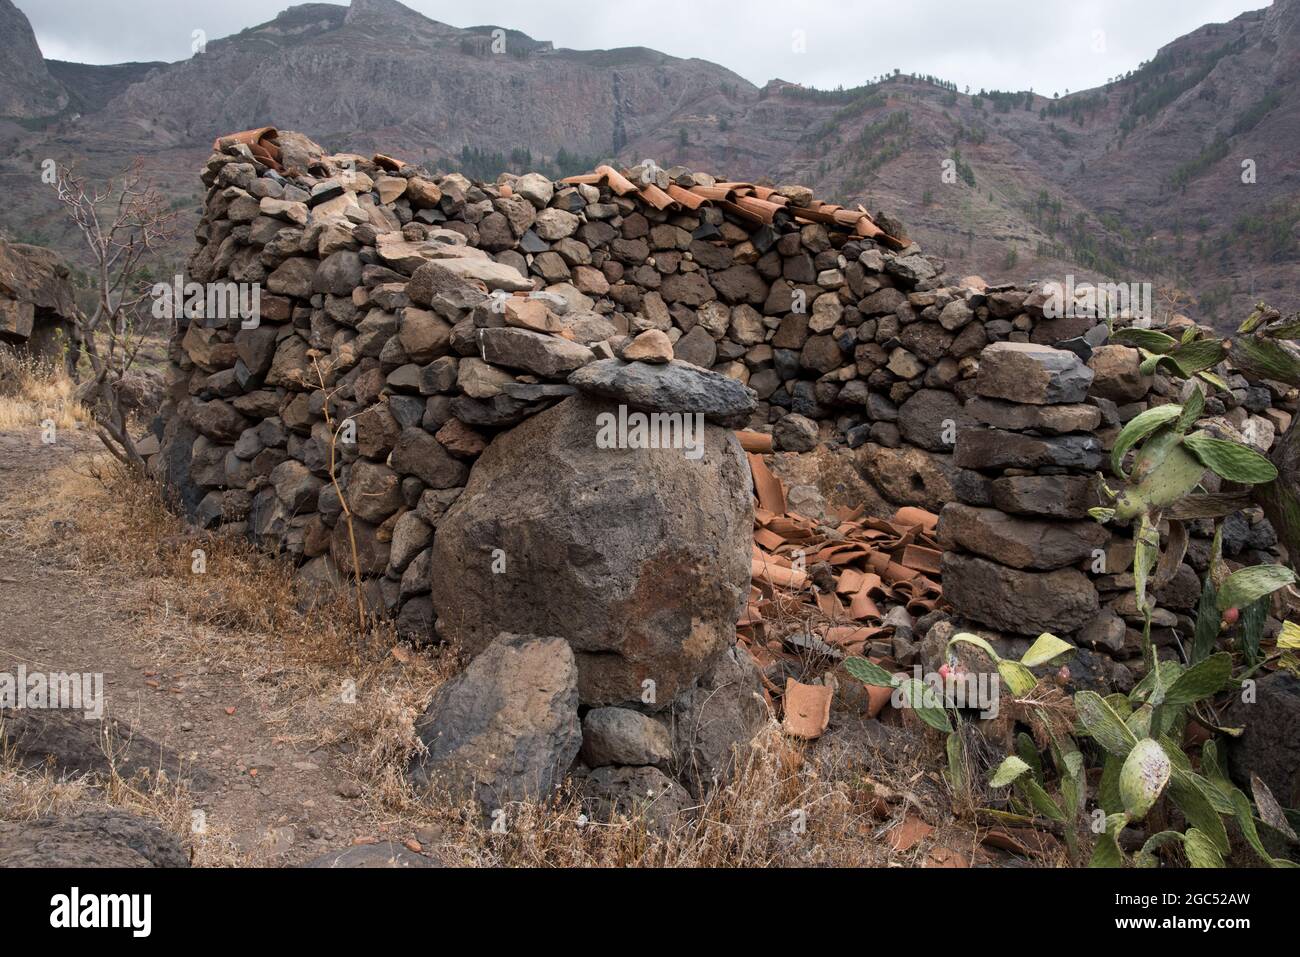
[773, 413, 819, 453]
[620, 329, 673, 364]
[1088, 345, 1153, 403]
[478, 327, 595, 377]
[966, 397, 1102, 435]
[434, 418, 487, 459]
[579, 708, 672, 768]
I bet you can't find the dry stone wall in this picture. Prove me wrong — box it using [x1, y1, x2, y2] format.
[157, 130, 1116, 593]
[931, 336, 1295, 693]
[154, 128, 1296, 713]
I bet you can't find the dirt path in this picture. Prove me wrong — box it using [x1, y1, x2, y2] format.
[0, 427, 430, 866]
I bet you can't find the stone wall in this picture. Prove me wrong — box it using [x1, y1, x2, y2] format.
[154, 128, 1296, 706]
[933, 338, 1294, 692]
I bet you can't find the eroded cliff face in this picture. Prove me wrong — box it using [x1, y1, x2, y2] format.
[0, 0, 67, 119]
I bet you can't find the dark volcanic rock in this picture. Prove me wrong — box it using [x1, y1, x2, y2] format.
[955, 427, 1103, 471]
[938, 503, 1107, 570]
[407, 632, 581, 813]
[579, 765, 692, 833]
[976, 342, 1094, 405]
[429, 395, 752, 707]
[568, 358, 757, 427]
[1225, 671, 1300, 809]
[990, 474, 1102, 519]
[0, 810, 189, 868]
[941, 552, 1100, 635]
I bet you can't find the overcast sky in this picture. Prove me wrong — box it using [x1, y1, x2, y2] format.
[19, 0, 1269, 95]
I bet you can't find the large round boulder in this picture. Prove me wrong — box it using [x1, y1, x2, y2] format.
[429, 394, 753, 707]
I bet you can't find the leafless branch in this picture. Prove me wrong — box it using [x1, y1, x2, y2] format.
[54, 161, 177, 472]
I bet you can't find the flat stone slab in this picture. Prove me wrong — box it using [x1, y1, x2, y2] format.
[976, 341, 1094, 405]
[941, 552, 1100, 636]
[966, 397, 1101, 435]
[478, 327, 595, 377]
[410, 255, 533, 292]
[955, 427, 1102, 472]
[938, 502, 1107, 570]
[407, 632, 581, 813]
[990, 474, 1103, 519]
[568, 358, 757, 427]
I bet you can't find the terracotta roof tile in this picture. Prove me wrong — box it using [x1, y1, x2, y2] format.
[739, 438, 946, 720]
[212, 127, 282, 171]
[560, 165, 905, 248]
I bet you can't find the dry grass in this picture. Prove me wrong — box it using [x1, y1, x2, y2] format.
[13, 458, 390, 672]
[0, 716, 250, 867]
[0, 349, 91, 432]
[9, 455, 462, 770]
[348, 724, 919, 867]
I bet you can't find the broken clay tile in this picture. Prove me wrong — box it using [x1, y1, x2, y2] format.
[748, 453, 786, 515]
[893, 507, 939, 534]
[815, 590, 846, 619]
[561, 165, 905, 248]
[689, 184, 737, 203]
[980, 827, 1062, 860]
[213, 126, 282, 171]
[752, 557, 806, 590]
[743, 450, 944, 653]
[926, 846, 970, 868]
[765, 517, 813, 541]
[781, 679, 833, 740]
[848, 590, 881, 621]
[716, 200, 766, 227]
[594, 164, 638, 196]
[899, 544, 943, 575]
[665, 184, 707, 210]
[639, 183, 678, 211]
[864, 682, 892, 719]
[735, 430, 773, 454]
[733, 196, 788, 224]
[837, 568, 866, 595]
[887, 813, 934, 853]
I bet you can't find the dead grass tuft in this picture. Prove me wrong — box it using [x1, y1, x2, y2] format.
[0, 349, 91, 432]
[348, 722, 935, 867]
[13, 459, 384, 672]
[0, 716, 250, 867]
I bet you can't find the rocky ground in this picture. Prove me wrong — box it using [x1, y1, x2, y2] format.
[0, 422, 1035, 868]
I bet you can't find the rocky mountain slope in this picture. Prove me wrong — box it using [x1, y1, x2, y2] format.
[0, 0, 1296, 328]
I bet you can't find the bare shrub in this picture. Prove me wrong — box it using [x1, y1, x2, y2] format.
[53, 162, 176, 469]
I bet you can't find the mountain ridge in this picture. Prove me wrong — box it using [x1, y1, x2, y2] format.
[1, 0, 1296, 328]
